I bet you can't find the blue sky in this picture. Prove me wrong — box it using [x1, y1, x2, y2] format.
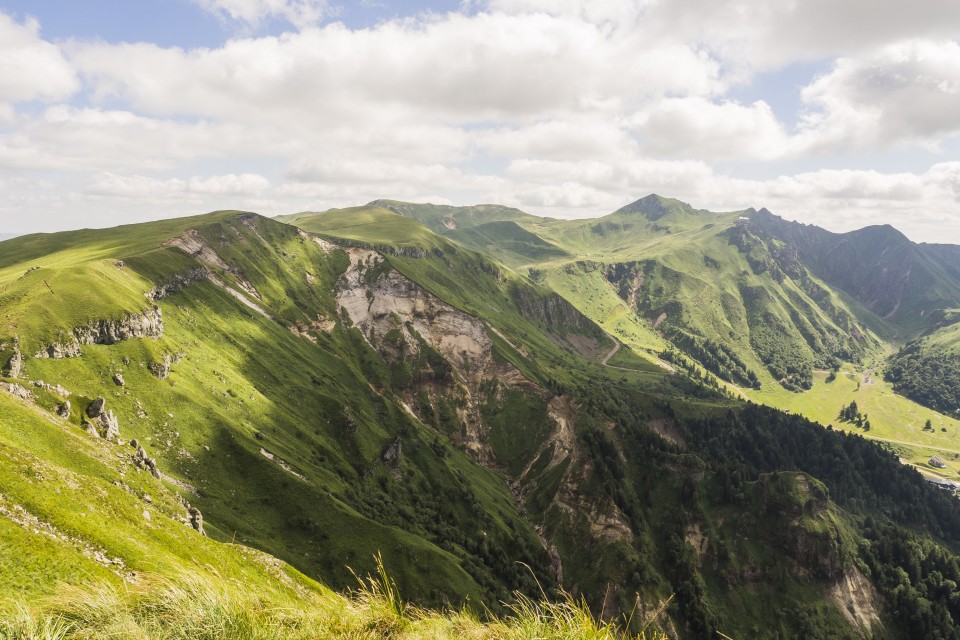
[0, 0, 959, 241]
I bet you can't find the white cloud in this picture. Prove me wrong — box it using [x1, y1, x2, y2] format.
[71, 12, 721, 125]
[194, 0, 330, 29]
[0, 13, 77, 103]
[632, 98, 792, 160]
[85, 172, 270, 198]
[798, 39, 960, 151]
[0, 106, 284, 173]
[641, 0, 960, 72]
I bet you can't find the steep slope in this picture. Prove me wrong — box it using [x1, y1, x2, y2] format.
[749, 210, 960, 336]
[0, 212, 556, 608]
[504, 197, 884, 391]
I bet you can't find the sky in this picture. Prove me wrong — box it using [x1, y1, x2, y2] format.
[0, 1, 959, 242]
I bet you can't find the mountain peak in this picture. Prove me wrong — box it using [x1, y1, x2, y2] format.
[612, 194, 692, 221]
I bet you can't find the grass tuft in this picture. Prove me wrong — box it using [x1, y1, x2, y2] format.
[0, 566, 670, 640]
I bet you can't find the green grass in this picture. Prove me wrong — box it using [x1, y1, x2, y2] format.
[744, 364, 960, 479]
[0, 211, 558, 610]
[279, 206, 447, 251]
[0, 566, 671, 640]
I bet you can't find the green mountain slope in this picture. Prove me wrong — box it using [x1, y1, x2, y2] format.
[7, 203, 960, 638]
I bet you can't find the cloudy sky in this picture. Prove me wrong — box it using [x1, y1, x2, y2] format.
[1, 0, 959, 242]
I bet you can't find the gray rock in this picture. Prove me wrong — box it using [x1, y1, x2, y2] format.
[188, 507, 205, 536]
[132, 443, 160, 478]
[86, 398, 105, 418]
[97, 410, 120, 441]
[5, 342, 22, 378]
[34, 307, 164, 359]
[112, 373, 125, 387]
[381, 438, 402, 468]
[57, 401, 71, 418]
[148, 267, 209, 300]
[149, 354, 172, 380]
[1, 382, 32, 400]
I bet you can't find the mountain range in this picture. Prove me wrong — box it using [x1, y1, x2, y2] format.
[3, 196, 960, 638]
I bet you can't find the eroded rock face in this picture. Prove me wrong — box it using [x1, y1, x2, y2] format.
[34, 307, 164, 359]
[1, 382, 32, 400]
[336, 247, 497, 460]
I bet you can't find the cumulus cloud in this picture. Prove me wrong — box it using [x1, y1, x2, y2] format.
[0, 13, 77, 103]
[798, 39, 960, 151]
[71, 12, 720, 124]
[632, 98, 792, 160]
[85, 172, 270, 198]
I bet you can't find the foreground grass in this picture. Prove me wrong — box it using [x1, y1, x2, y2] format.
[0, 563, 669, 640]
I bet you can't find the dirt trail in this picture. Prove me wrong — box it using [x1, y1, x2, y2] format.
[601, 337, 621, 365]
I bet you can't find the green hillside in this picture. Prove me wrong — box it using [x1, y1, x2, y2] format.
[7, 202, 960, 638]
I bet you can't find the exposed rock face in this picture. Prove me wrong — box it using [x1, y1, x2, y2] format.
[510, 285, 601, 335]
[33, 380, 70, 397]
[85, 398, 120, 441]
[165, 229, 263, 301]
[336, 246, 498, 460]
[188, 507, 205, 536]
[148, 266, 209, 300]
[34, 307, 163, 359]
[57, 401, 71, 418]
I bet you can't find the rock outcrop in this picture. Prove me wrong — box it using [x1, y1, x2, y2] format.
[188, 507, 205, 536]
[130, 439, 160, 478]
[85, 398, 120, 441]
[112, 373, 125, 387]
[34, 307, 163, 359]
[149, 354, 172, 380]
[57, 401, 71, 418]
[148, 266, 209, 300]
[4, 341, 22, 378]
[1, 382, 32, 400]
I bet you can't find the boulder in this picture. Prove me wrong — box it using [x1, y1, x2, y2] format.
[57, 401, 71, 418]
[381, 438, 402, 468]
[86, 398, 105, 418]
[112, 373, 125, 387]
[188, 507, 205, 536]
[97, 410, 121, 441]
